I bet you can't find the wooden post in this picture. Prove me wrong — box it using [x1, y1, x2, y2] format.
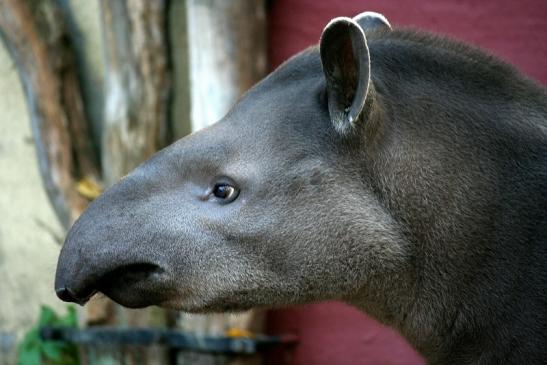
[173, 1, 267, 364]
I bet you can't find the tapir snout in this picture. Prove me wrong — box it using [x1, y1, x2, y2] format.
[54, 160, 177, 308]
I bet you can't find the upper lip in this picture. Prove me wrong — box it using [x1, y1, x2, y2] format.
[55, 262, 165, 306]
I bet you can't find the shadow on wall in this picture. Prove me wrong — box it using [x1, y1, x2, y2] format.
[0, 331, 16, 363]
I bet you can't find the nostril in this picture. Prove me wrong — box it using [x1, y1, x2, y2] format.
[55, 285, 96, 305]
[55, 286, 77, 302]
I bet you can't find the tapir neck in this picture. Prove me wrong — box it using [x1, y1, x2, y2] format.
[350, 247, 547, 364]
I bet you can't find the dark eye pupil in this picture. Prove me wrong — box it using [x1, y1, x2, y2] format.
[213, 184, 232, 199]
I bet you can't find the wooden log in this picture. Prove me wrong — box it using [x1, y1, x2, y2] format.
[174, 1, 267, 364]
[0, 0, 100, 227]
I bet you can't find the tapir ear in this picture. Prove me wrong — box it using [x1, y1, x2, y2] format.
[320, 17, 371, 134]
[353, 11, 392, 33]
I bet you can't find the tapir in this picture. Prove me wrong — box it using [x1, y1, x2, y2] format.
[55, 12, 547, 365]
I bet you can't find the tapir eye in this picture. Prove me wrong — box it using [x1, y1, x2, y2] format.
[211, 182, 239, 203]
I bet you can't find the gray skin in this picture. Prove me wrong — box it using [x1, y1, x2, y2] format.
[55, 12, 547, 365]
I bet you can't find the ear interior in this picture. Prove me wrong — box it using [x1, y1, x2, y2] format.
[320, 18, 371, 133]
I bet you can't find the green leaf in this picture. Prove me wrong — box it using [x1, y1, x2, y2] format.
[18, 346, 40, 365]
[18, 305, 80, 365]
[38, 306, 57, 327]
[41, 342, 62, 361]
[57, 306, 77, 327]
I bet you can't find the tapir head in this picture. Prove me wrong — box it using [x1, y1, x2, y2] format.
[55, 13, 407, 312]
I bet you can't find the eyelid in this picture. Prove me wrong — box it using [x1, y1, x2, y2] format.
[213, 176, 239, 190]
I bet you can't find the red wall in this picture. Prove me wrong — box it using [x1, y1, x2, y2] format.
[266, 302, 423, 365]
[265, 1, 547, 364]
[268, 0, 547, 84]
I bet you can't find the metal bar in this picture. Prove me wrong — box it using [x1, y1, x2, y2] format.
[40, 327, 297, 355]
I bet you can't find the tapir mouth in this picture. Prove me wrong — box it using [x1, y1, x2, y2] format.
[56, 262, 173, 308]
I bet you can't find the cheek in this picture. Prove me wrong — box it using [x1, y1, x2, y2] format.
[285, 166, 327, 197]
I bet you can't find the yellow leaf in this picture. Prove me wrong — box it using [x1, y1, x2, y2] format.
[225, 327, 255, 338]
[76, 176, 103, 200]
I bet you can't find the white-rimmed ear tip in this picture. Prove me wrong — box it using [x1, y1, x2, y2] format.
[324, 16, 358, 29]
[354, 11, 392, 31]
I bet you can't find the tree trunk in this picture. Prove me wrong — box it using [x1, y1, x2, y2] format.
[174, 1, 267, 364]
[0, 0, 100, 228]
[100, 0, 171, 186]
[82, 1, 171, 364]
